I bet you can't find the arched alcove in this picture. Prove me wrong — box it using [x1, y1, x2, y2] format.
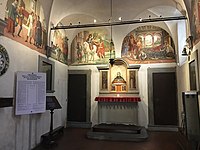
[121, 25, 176, 64]
[69, 29, 115, 65]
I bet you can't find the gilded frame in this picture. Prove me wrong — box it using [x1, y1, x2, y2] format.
[127, 69, 139, 93]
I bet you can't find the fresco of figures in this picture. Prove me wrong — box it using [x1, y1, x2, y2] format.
[191, 0, 200, 45]
[4, 0, 47, 54]
[70, 29, 115, 65]
[121, 25, 176, 64]
[50, 29, 68, 64]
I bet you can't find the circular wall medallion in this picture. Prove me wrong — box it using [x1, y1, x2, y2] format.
[0, 44, 9, 76]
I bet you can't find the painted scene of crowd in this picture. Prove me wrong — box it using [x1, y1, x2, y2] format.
[191, 0, 200, 44]
[4, 0, 47, 53]
[50, 29, 68, 64]
[121, 26, 176, 64]
[70, 30, 114, 65]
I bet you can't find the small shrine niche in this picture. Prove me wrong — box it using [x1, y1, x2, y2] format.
[96, 59, 141, 124]
[111, 72, 127, 92]
[98, 59, 140, 94]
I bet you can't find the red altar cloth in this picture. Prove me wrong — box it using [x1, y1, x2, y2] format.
[95, 96, 141, 102]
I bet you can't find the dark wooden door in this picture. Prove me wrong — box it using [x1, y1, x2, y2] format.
[153, 72, 178, 125]
[67, 74, 87, 122]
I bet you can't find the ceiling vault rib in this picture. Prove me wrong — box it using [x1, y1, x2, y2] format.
[51, 16, 187, 30]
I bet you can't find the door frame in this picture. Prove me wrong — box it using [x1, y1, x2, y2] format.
[148, 67, 178, 130]
[67, 70, 92, 128]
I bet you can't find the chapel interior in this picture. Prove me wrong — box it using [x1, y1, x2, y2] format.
[0, 0, 200, 149]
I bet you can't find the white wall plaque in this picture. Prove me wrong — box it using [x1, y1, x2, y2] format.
[15, 72, 46, 115]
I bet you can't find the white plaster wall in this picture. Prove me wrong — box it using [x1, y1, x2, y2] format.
[177, 20, 187, 66]
[176, 62, 189, 126]
[69, 63, 177, 128]
[99, 103, 138, 124]
[137, 65, 149, 127]
[0, 36, 68, 149]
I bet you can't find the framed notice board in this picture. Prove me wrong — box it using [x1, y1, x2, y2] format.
[15, 72, 46, 115]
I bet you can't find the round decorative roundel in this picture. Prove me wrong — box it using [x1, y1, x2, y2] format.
[0, 44, 9, 76]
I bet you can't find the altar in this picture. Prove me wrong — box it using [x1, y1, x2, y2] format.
[96, 58, 141, 125]
[87, 59, 147, 141]
[96, 96, 141, 124]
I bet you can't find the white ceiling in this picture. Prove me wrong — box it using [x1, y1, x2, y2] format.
[50, 0, 186, 26]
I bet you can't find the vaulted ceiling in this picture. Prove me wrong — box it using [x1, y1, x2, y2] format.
[41, 0, 190, 64]
[49, 0, 187, 27]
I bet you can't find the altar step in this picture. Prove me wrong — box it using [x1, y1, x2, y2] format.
[86, 123, 148, 142]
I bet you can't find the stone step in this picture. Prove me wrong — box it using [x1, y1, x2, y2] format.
[87, 123, 148, 142]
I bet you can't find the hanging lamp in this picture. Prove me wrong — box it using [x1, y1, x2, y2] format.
[109, 0, 115, 65]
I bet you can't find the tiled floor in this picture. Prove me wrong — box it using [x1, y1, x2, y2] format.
[33, 127, 184, 150]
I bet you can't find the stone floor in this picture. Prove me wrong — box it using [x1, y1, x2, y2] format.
[33, 127, 185, 150]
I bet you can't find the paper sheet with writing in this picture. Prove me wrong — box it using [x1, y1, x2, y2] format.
[15, 72, 46, 115]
